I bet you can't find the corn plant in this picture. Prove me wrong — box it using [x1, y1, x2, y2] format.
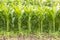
[10, 2, 22, 34]
[30, 8, 38, 33]
[23, 5, 33, 34]
[1, 3, 9, 32]
[37, 7, 45, 33]
[44, 7, 53, 33]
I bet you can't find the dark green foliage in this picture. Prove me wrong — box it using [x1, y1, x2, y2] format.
[0, 12, 6, 31]
[21, 13, 29, 32]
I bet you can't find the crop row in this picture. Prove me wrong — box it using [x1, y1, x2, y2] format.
[0, 2, 60, 35]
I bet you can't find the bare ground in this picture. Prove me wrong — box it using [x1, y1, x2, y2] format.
[0, 34, 60, 40]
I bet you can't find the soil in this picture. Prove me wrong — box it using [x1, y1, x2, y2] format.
[0, 34, 60, 40]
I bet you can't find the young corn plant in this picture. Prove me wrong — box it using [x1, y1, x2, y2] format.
[10, 2, 22, 34]
[45, 6, 56, 34]
[38, 7, 44, 33]
[8, 4, 16, 35]
[34, 7, 41, 34]
[23, 5, 33, 34]
[43, 15, 49, 33]
[45, 8, 53, 34]
[30, 7, 40, 34]
[1, 3, 10, 36]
